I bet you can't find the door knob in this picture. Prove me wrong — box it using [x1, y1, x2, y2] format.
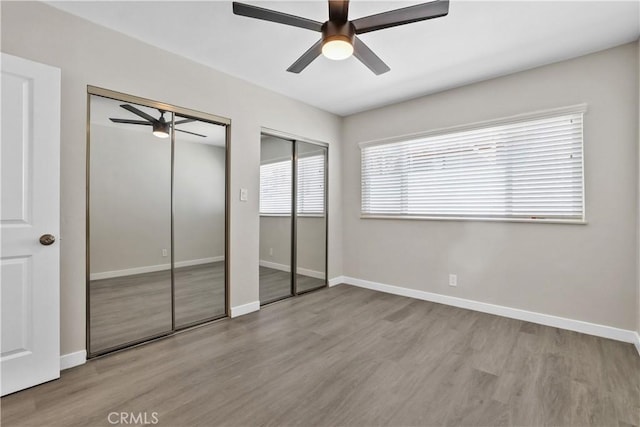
[39, 234, 55, 246]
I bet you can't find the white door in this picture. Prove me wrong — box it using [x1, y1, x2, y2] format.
[1, 53, 61, 396]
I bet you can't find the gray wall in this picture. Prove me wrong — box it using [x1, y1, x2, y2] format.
[89, 124, 171, 274]
[174, 139, 226, 265]
[259, 216, 326, 275]
[1, 1, 343, 355]
[296, 217, 326, 275]
[342, 42, 639, 330]
[259, 216, 291, 267]
[90, 124, 225, 275]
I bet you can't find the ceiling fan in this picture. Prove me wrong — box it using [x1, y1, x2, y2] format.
[232, 0, 449, 75]
[109, 104, 206, 139]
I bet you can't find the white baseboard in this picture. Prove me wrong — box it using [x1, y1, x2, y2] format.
[343, 276, 639, 345]
[329, 276, 345, 287]
[634, 332, 640, 356]
[230, 301, 260, 318]
[90, 256, 224, 280]
[259, 260, 325, 280]
[60, 350, 86, 370]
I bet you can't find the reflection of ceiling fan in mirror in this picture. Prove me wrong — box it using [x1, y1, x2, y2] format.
[109, 104, 206, 139]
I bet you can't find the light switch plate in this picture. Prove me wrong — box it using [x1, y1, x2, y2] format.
[240, 188, 248, 202]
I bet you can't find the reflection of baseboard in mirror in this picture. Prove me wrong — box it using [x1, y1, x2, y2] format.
[90, 257, 225, 280]
[258, 260, 325, 279]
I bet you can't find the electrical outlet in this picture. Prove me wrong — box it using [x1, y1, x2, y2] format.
[162, 248, 168, 257]
[449, 274, 457, 287]
[269, 248, 273, 256]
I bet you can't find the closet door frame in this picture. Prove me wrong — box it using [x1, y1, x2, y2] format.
[261, 128, 329, 298]
[85, 86, 231, 358]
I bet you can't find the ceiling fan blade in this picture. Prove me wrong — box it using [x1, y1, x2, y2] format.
[109, 118, 152, 125]
[120, 104, 158, 123]
[175, 128, 207, 138]
[352, 0, 449, 34]
[353, 37, 390, 75]
[232, 2, 322, 32]
[286, 39, 323, 73]
[174, 118, 196, 125]
[329, 0, 350, 23]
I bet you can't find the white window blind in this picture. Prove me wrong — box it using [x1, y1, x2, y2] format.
[296, 154, 325, 215]
[361, 108, 585, 221]
[260, 153, 325, 215]
[260, 159, 292, 215]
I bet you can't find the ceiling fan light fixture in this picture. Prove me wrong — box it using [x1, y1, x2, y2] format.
[322, 36, 353, 60]
[152, 121, 170, 139]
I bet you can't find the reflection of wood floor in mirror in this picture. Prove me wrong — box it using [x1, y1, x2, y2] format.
[259, 266, 326, 304]
[174, 262, 225, 327]
[90, 262, 226, 353]
[90, 263, 325, 353]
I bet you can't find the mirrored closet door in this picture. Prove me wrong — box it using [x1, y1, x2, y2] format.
[259, 133, 328, 304]
[87, 88, 229, 357]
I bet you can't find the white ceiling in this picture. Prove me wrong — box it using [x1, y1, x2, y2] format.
[50, 1, 640, 116]
[90, 95, 227, 146]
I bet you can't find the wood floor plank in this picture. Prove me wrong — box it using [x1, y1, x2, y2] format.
[2, 285, 638, 427]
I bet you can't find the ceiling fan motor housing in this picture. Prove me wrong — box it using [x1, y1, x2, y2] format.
[153, 120, 169, 135]
[322, 20, 355, 46]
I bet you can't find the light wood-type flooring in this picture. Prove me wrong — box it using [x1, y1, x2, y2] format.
[4, 285, 639, 426]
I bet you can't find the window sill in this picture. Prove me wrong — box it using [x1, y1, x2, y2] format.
[360, 214, 587, 225]
[260, 214, 325, 218]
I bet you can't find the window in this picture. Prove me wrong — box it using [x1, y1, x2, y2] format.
[360, 106, 586, 222]
[260, 153, 325, 215]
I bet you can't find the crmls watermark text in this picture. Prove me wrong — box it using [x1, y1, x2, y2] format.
[107, 412, 159, 425]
